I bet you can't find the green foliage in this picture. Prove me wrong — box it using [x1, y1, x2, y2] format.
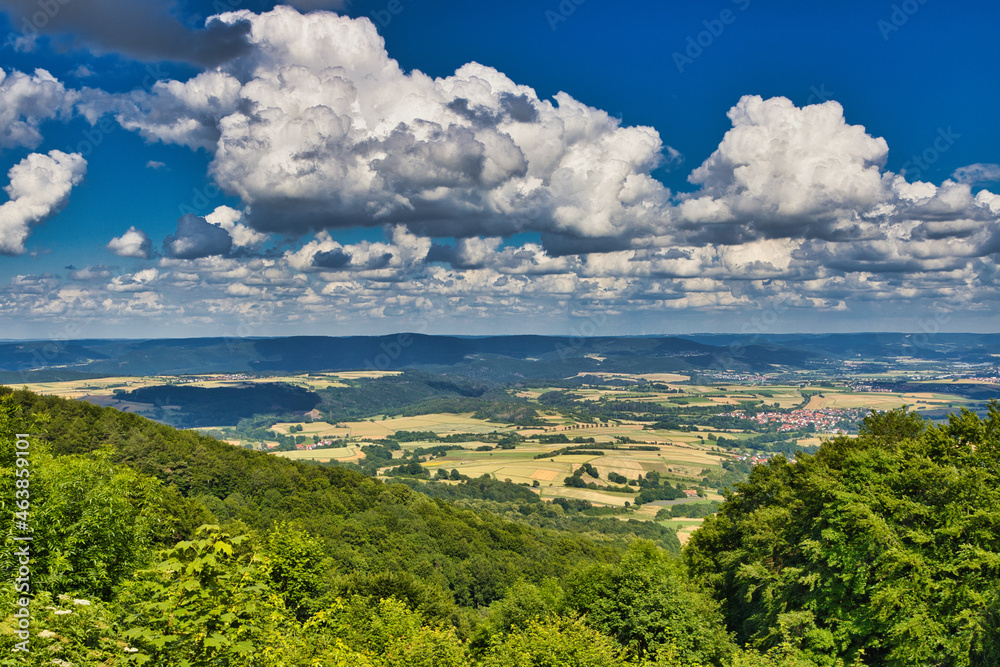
[481, 579, 565, 636]
[391, 476, 541, 504]
[122, 383, 321, 428]
[384, 460, 429, 477]
[120, 525, 289, 666]
[13, 383, 995, 666]
[856, 404, 926, 442]
[4, 387, 629, 616]
[0, 590, 131, 666]
[1, 396, 202, 602]
[2, 449, 167, 599]
[634, 486, 685, 505]
[473, 401, 544, 426]
[263, 523, 332, 621]
[305, 596, 468, 667]
[657, 501, 722, 519]
[329, 570, 462, 629]
[564, 541, 735, 665]
[480, 616, 631, 667]
[686, 404, 1000, 666]
[391, 430, 439, 442]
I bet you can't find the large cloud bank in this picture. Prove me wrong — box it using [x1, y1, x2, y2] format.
[99, 6, 672, 243]
[3, 6, 999, 331]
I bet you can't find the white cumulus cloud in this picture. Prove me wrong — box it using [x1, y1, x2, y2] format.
[0, 150, 87, 255]
[204, 205, 268, 248]
[680, 95, 890, 235]
[107, 226, 152, 258]
[0, 68, 75, 150]
[106, 6, 674, 243]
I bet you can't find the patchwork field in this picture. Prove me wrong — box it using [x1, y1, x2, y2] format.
[803, 391, 957, 410]
[275, 446, 362, 463]
[337, 412, 516, 439]
[15, 365, 988, 540]
[15, 370, 402, 400]
[17, 376, 162, 398]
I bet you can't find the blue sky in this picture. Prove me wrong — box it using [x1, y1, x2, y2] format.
[0, 0, 998, 338]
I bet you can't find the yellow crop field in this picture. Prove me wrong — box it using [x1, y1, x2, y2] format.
[592, 455, 645, 472]
[804, 392, 956, 410]
[190, 376, 347, 390]
[634, 373, 690, 383]
[330, 370, 401, 379]
[15, 376, 161, 398]
[275, 446, 363, 463]
[539, 486, 633, 506]
[339, 412, 513, 439]
[14, 370, 403, 401]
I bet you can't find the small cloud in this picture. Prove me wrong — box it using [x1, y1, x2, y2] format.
[107, 226, 152, 258]
[145, 160, 166, 170]
[204, 205, 268, 248]
[68, 264, 114, 281]
[8, 33, 37, 53]
[662, 146, 684, 168]
[70, 64, 95, 78]
[107, 268, 158, 292]
[952, 163, 1000, 185]
[164, 214, 233, 259]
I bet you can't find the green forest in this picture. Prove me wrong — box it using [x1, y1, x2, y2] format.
[2, 386, 999, 665]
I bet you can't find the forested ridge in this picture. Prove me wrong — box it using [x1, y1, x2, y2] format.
[2, 386, 999, 665]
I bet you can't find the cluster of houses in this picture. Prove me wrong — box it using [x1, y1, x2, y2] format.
[732, 452, 781, 466]
[171, 373, 258, 384]
[723, 408, 862, 434]
[846, 381, 894, 393]
[294, 438, 336, 451]
[701, 371, 770, 383]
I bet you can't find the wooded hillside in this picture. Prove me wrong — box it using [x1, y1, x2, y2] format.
[2, 386, 998, 665]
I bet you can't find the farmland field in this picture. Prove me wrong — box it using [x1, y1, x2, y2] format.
[15, 364, 990, 540]
[275, 446, 362, 463]
[270, 420, 345, 436]
[337, 413, 516, 439]
[803, 391, 955, 410]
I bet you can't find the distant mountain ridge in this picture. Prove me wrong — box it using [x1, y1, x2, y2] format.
[0, 332, 997, 381]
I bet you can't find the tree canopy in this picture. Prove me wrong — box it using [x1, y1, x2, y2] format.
[685, 404, 1000, 666]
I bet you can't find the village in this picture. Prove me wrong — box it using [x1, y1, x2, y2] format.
[721, 407, 867, 433]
